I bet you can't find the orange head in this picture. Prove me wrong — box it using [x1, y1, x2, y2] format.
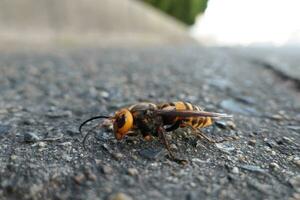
[113, 109, 134, 140]
[79, 108, 134, 149]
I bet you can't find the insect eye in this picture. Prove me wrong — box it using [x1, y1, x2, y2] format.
[116, 114, 126, 128]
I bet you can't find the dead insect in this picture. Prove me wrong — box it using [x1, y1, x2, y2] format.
[79, 101, 234, 163]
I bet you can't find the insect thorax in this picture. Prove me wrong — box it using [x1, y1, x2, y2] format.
[129, 103, 162, 137]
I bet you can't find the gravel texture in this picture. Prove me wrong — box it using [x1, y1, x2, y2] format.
[0, 45, 299, 200]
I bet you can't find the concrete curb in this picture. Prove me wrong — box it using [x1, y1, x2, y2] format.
[0, 0, 194, 47]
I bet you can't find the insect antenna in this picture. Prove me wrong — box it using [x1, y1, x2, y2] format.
[79, 115, 112, 149]
[79, 115, 110, 135]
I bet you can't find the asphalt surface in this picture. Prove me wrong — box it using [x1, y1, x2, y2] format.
[0, 45, 299, 200]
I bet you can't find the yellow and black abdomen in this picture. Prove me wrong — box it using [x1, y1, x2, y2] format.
[159, 101, 213, 129]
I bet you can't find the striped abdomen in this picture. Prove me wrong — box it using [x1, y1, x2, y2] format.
[159, 101, 213, 129]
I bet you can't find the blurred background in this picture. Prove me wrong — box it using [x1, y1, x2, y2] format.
[190, 0, 300, 46]
[144, 0, 300, 46]
[1, 0, 300, 47]
[0, 0, 299, 79]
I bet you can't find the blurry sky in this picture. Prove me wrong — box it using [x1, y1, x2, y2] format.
[190, 0, 300, 46]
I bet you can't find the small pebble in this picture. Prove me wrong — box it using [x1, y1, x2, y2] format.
[269, 162, 280, 170]
[104, 186, 113, 193]
[287, 126, 300, 131]
[0, 108, 8, 114]
[86, 171, 97, 181]
[232, 167, 239, 174]
[29, 184, 43, 196]
[131, 155, 138, 161]
[271, 114, 284, 120]
[289, 175, 300, 192]
[290, 193, 300, 200]
[248, 139, 256, 146]
[10, 155, 17, 160]
[100, 91, 109, 98]
[186, 192, 198, 200]
[215, 121, 227, 129]
[196, 175, 205, 182]
[8, 106, 23, 112]
[240, 165, 266, 173]
[165, 134, 172, 141]
[109, 192, 133, 200]
[23, 132, 40, 142]
[95, 159, 102, 165]
[237, 154, 247, 162]
[38, 142, 46, 148]
[102, 165, 113, 174]
[60, 142, 72, 146]
[278, 110, 286, 115]
[112, 153, 124, 160]
[150, 162, 159, 168]
[215, 143, 235, 153]
[264, 146, 272, 152]
[38, 148, 46, 152]
[62, 154, 72, 162]
[46, 110, 72, 118]
[170, 144, 177, 150]
[249, 132, 256, 137]
[227, 121, 236, 130]
[282, 137, 293, 143]
[293, 160, 300, 168]
[190, 182, 196, 187]
[191, 158, 207, 163]
[287, 156, 294, 161]
[73, 174, 85, 184]
[22, 119, 36, 125]
[127, 168, 138, 176]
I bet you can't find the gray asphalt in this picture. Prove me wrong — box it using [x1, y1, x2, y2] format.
[0, 45, 299, 200]
[231, 46, 300, 83]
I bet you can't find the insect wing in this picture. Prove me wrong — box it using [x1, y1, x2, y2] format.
[156, 109, 232, 119]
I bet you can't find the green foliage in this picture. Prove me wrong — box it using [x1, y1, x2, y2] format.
[143, 0, 208, 25]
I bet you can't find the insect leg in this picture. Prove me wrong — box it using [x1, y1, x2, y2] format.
[190, 126, 237, 143]
[157, 127, 188, 165]
[142, 131, 153, 141]
[196, 130, 218, 143]
[164, 120, 181, 132]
